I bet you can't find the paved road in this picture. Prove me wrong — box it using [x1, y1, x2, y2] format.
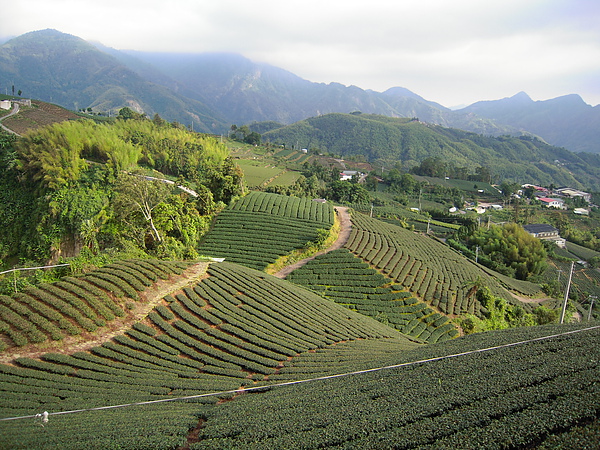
[0, 103, 21, 136]
[273, 206, 351, 279]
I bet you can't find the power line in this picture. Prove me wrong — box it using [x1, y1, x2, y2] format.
[0, 264, 70, 276]
[0, 325, 598, 423]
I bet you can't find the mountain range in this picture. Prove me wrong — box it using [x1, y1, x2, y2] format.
[1, 29, 599, 153]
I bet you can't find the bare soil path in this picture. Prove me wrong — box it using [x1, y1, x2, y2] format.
[273, 206, 351, 279]
[0, 261, 211, 364]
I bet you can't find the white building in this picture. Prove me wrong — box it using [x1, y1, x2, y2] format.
[555, 188, 591, 203]
[538, 197, 567, 210]
[0, 100, 11, 110]
[523, 224, 566, 248]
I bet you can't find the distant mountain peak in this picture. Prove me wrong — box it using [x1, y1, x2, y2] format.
[510, 91, 533, 102]
[383, 86, 423, 99]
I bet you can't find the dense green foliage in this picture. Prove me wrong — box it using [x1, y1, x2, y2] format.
[191, 323, 600, 449]
[198, 192, 334, 270]
[0, 118, 243, 264]
[262, 113, 600, 190]
[287, 249, 458, 343]
[264, 161, 371, 204]
[0, 261, 409, 448]
[465, 223, 548, 280]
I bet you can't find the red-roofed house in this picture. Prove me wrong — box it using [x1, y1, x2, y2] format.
[538, 197, 566, 209]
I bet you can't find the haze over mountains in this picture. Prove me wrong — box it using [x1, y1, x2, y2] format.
[1, 29, 599, 154]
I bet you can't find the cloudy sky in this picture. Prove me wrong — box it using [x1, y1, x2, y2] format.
[3, 0, 600, 107]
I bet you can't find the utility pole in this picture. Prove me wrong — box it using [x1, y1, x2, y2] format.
[475, 246, 480, 264]
[370, 203, 373, 218]
[588, 295, 597, 321]
[559, 262, 575, 324]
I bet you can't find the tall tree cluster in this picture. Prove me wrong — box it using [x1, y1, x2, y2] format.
[0, 113, 244, 264]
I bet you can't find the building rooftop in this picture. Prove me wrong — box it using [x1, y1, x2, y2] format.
[523, 224, 559, 234]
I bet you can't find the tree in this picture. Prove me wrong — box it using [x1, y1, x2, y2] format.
[411, 157, 447, 178]
[500, 181, 520, 204]
[244, 131, 261, 146]
[118, 107, 145, 121]
[113, 174, 172, 246]
[16, 122, 89, 190]
[466, 223, 547, 280]
[328, 180, 370, 204]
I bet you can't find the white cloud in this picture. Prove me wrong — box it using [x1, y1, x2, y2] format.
[3, 0, 600, 106]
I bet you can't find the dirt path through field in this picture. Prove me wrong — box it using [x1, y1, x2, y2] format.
[0, 261, 211, 364]
[273, 206, 351, 279]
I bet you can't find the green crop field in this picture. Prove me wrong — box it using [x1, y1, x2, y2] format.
[236, 160, 283, 187]
[269, 169, 303, 186]
[0, 261, 410, 448]
[413, 174, 500, 196]
[566, 241, 600, 261]
[0, 260, 191, 351]
[0, 191, 598, 448]
[198, 192, 334, 270]
[345, 212, 532, 317]
[287, 249, 458, 343]
[191, 323, 600, 449]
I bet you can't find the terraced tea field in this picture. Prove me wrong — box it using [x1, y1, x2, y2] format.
[0, 192, 596, 448]
[345, 212, 536, 318]
[198, 192, 334, 270]
[193, 323, 600, 449]
[287, 249, 458, 343]
[0, 260, 411, 448]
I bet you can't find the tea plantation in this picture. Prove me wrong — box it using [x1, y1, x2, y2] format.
[197, 192, 334, 270]
[0, 192, 598, 448]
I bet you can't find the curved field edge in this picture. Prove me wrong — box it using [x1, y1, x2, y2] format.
[0, 261, 416, 448]
[0, 259, 197, 359]
[345, 212, 540, 319]
[197, 192, 335, 271]
[286, 248, 459, 343]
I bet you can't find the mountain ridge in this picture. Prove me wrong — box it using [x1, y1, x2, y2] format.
[2, 29, 599, 153]
[259, 112, 600, 190]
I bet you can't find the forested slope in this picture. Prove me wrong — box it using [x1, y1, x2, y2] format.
[261, 113, 600, 190]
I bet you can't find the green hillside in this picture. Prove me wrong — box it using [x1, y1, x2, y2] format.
[190, 323, 600, 449]
[346, 212, 541, 311]
[197, 192, 335, 270]
[0, 258, 597, 448]
[261, 113, 600, 190]
[0, 197, 598, 447]
[0, 260, 412, 448]
[287, 249, 458, 343]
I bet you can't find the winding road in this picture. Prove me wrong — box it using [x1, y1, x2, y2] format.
[0, 103, 21, 136]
